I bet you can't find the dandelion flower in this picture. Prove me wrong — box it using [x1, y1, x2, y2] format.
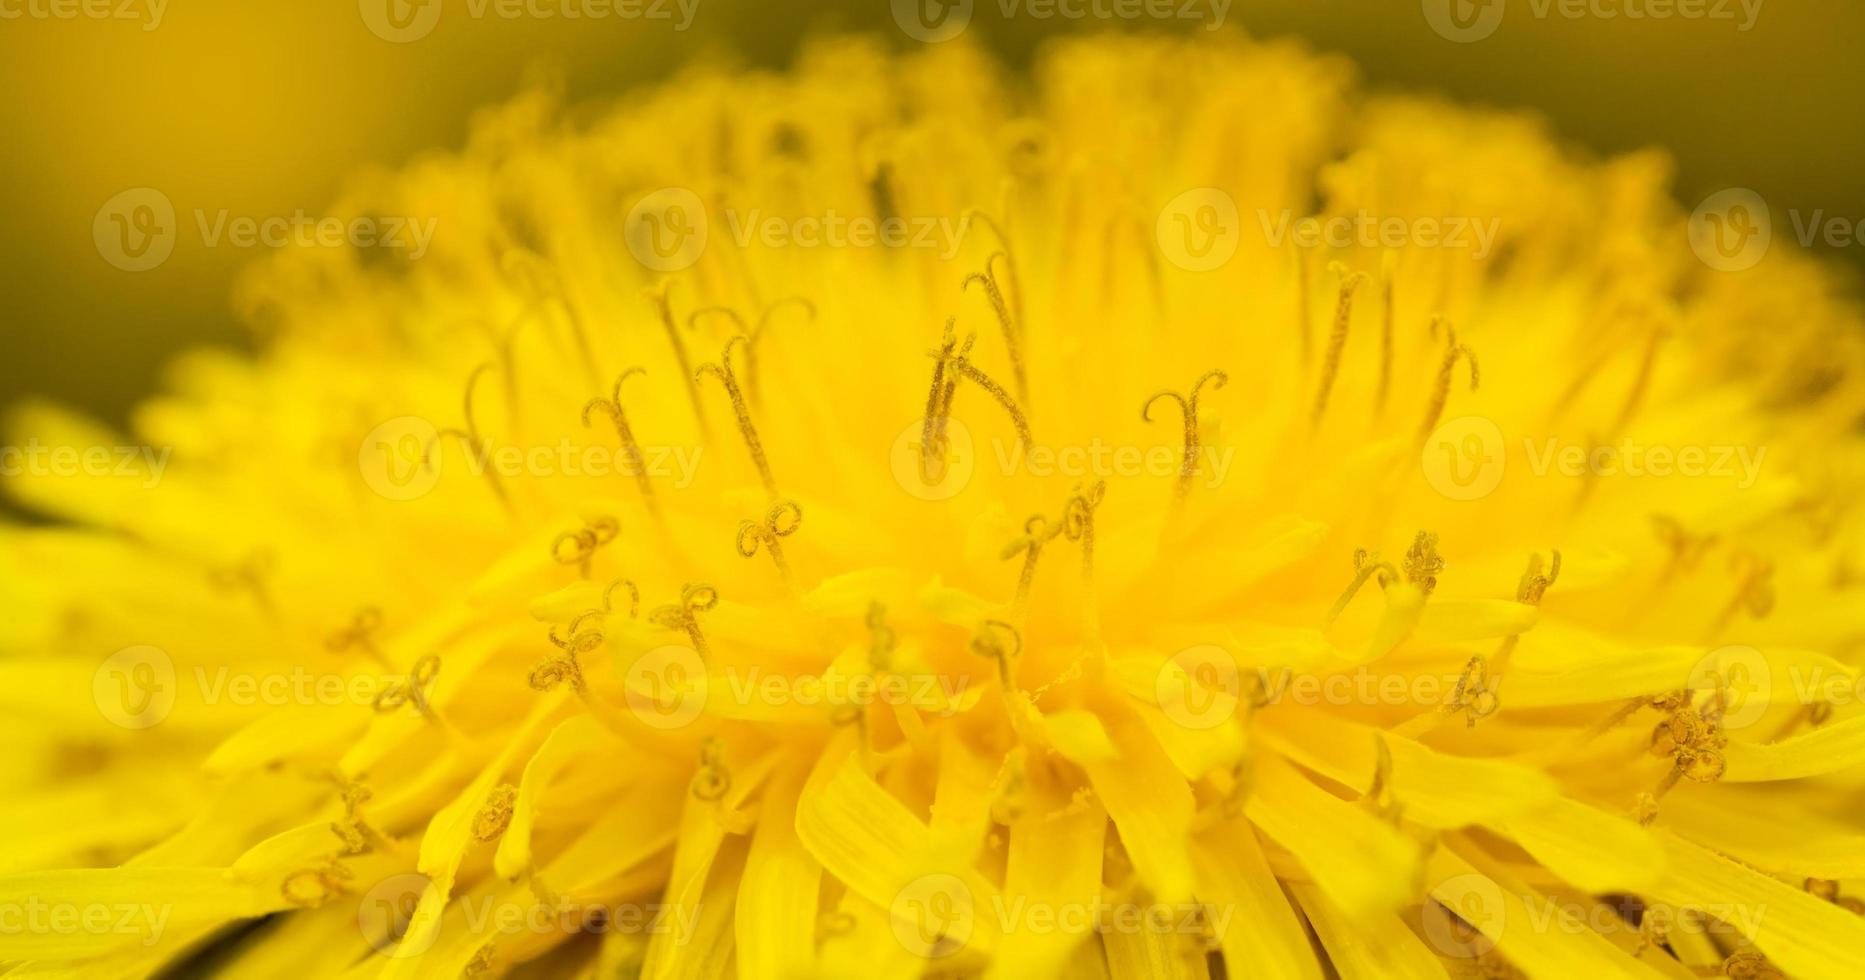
[6, 34, 1865, 980]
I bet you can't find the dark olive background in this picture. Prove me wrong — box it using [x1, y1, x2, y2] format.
[3, 0, 1861, 430]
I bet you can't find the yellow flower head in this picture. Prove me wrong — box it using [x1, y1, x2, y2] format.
[6, 33, 1865, 980]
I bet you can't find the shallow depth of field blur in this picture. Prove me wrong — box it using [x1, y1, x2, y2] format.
[1, 0, 1862, 442]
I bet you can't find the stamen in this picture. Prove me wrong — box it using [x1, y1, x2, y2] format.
[645, 281, 708, 432]
[583, 368, 658, 514]
[691, 736, 731, 802]
[1652, 515, 1718, 577]
[957, 209, 1024, 332]
[603, 578, 640, 619]
[970, 619, 1022, 690]
[328, 780, 394, 855]
[472, 784, 518, 842]
[1417, 317, 1480, 448]
[1001, 515, 1064, 613]
[1403, 531, 1445, 596]
[465, 944, 498, 979]
[373, 654, 442, 722]
[1325, 549, 1401, 627]
[1142, 370, 1229, 501]
[697, 335, 780, 500]
[1292, 244, 1312, 365]
[736, 498, 803, 587]
[1445, 550, 1561, 728]
[964, 258, 1028, 409]
[1311, 263, 1368, 425]
[867, 601, 895, 672]
[923, 318, 1033, 469]
[918, 319, 967, 484]
[691, 299, 817, 411]
[1517, 550, 1562, 606]
[649, 583, 719, 664]
[948, 353, 1033, 452]
[1377, 251, 1396, 413]
[425, 362, 513, 512]
[1636, 687, 1728, 826]
[1062, 480, 1106, 583]
[502, 250, 597, 387]
[1220, 752, 1254, 818]
[552, 516, 620, 580]
[1714, 552, 1776, 634]
[1063, 481, 1107, 637]
[281, 861, 352, 909]
[326, 608, 389, 667]
[1719, 951, 1783, 979]
[209, 551, 277, 617]
[1612, 324, 1666, 433]
[1361, 736, 1404, 825]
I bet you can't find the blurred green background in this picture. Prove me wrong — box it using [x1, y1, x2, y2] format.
[3, 0, 1862, 430]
